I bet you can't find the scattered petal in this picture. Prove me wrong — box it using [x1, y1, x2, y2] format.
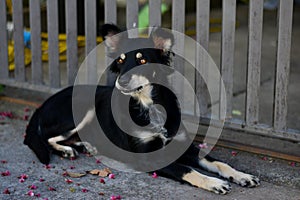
[99, 178, 105, 184]
[3, 188, 10, 194]
[198, 143, 208, 149]
[152, 172, 158, 178]
[19, 178, 25, 183]
[27, 190, 35, 196]
[82, 188, 88, 193]
[39, 178, 45, 182]
[35, 193, 41, 197]
[44, 164, 52, 169]
[1, 170, 11, 176]
[70, 157, 76, 161]
[108, 173, 115, 179]
[289, 162, 296, 167]
[96, 159, 101, 164]
[62, 171, 68, 177]
[262, 156, 268, 161]
[28, 185, 38, 190]
[69, 165, 76, 170]
[65, 179, 73, 184]
[1, 160, 7, 164]
[111, 195, 121, 200]
[48, 187, 56, 191]
[69, 187, 76, 193]
[231, 151, 238, 156]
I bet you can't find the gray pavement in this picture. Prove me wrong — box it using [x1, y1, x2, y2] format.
[0, 94, 299, 200]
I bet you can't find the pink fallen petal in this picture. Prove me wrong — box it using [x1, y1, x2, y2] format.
[28, 185, 38, 190]
[69, 165, 75, 169]
[108, 173, 115, 179]
[1, 160, 7, 164]
[199, 143, 208, 149]
[96, 159, 101, 164]
[62, 171, 68, 177]
[231, 151, 238, 156]
[1, 170, 10, 176]
[99, 178, 105, 184]
[289, 162, 296, 167]
[35, 193, 41, 197]
[44, 164, 52, 169]
[111, 195, 117, 200]
[152, 172, 158, 178]
[27, 190, 35, 196]
[65, 179, 73, 184]
[3, 188, 10, 194]
[116, 195, 121, 199]
[19, 178, 25, 183]
[48, 187, 56, 191]
[39, 178, 45, 182]
[82, 188, 88, 193]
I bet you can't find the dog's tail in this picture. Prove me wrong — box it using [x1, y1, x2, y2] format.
[24, 109, 51, 164]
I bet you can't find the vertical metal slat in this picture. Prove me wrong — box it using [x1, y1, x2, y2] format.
[172, 0, 185, 111]
[149, 0, 162, 28]
[105, 0, 117, 24]
[246, 0, 263, 125]
[0, 0, 9, 79]
[195, 0, 210, 116]
[220, 0, 236, 119]
[66, 0, 78, 85]
[126, 0, 139, 38]
[47, 0, 60, 88]
[273, 0, 293, 131]
[105, 0, 117, 85]
[85, 0, 97, 83]
[30, 0, 43, 85]
[12, 0, 25, 82]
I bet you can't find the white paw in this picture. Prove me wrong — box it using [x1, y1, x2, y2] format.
[206, 177, 232, 195]
[74, 142, 98, 155]
[230, 172, 260, 187]
[62, 146, 78, 158]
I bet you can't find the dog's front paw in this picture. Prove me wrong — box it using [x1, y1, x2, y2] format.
[230, 172, 260, 187]
[74, 142, 98, 155]
[207, 177, 232, 194]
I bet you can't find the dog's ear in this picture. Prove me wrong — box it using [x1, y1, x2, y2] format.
[151, 28, 174, 52]
[99, 24, 122, 53]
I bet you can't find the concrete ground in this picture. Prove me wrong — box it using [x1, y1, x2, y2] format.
[1, 3, 300, 200]
[0, 97, 299, 199]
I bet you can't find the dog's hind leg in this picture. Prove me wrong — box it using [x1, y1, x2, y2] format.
[198, 157, 260, 187]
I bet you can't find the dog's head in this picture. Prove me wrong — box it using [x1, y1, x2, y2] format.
[100, 24, 174, 107]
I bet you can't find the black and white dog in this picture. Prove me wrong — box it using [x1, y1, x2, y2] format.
[24, 24, 259, 194]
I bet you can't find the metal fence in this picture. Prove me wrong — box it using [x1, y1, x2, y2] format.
[0, 0, 299, 152]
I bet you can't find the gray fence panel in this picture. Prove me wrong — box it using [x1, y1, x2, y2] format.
[246, 0, 263, 125]
[85, 0, 97, 83]
[220, 0, 236, 118]
[195, 0, 210, 116]
[105, 0, 117, 24]
[105, 0, 117, 85]
[127, 0, 139, 38]
[12, 0, 25, 82]
[47, 0, 60, 88]
[66, 0, 78, 85]
[273, 0, 294, 131]
[0, 0, 9, 79]
[149, 0, 162, 28]
[30, 0, 43, 85]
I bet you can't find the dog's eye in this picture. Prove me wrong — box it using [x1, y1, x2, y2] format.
[139, 58, 147, 64]
[117, 54, 126, 64]
[117, 58, 124, 64]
